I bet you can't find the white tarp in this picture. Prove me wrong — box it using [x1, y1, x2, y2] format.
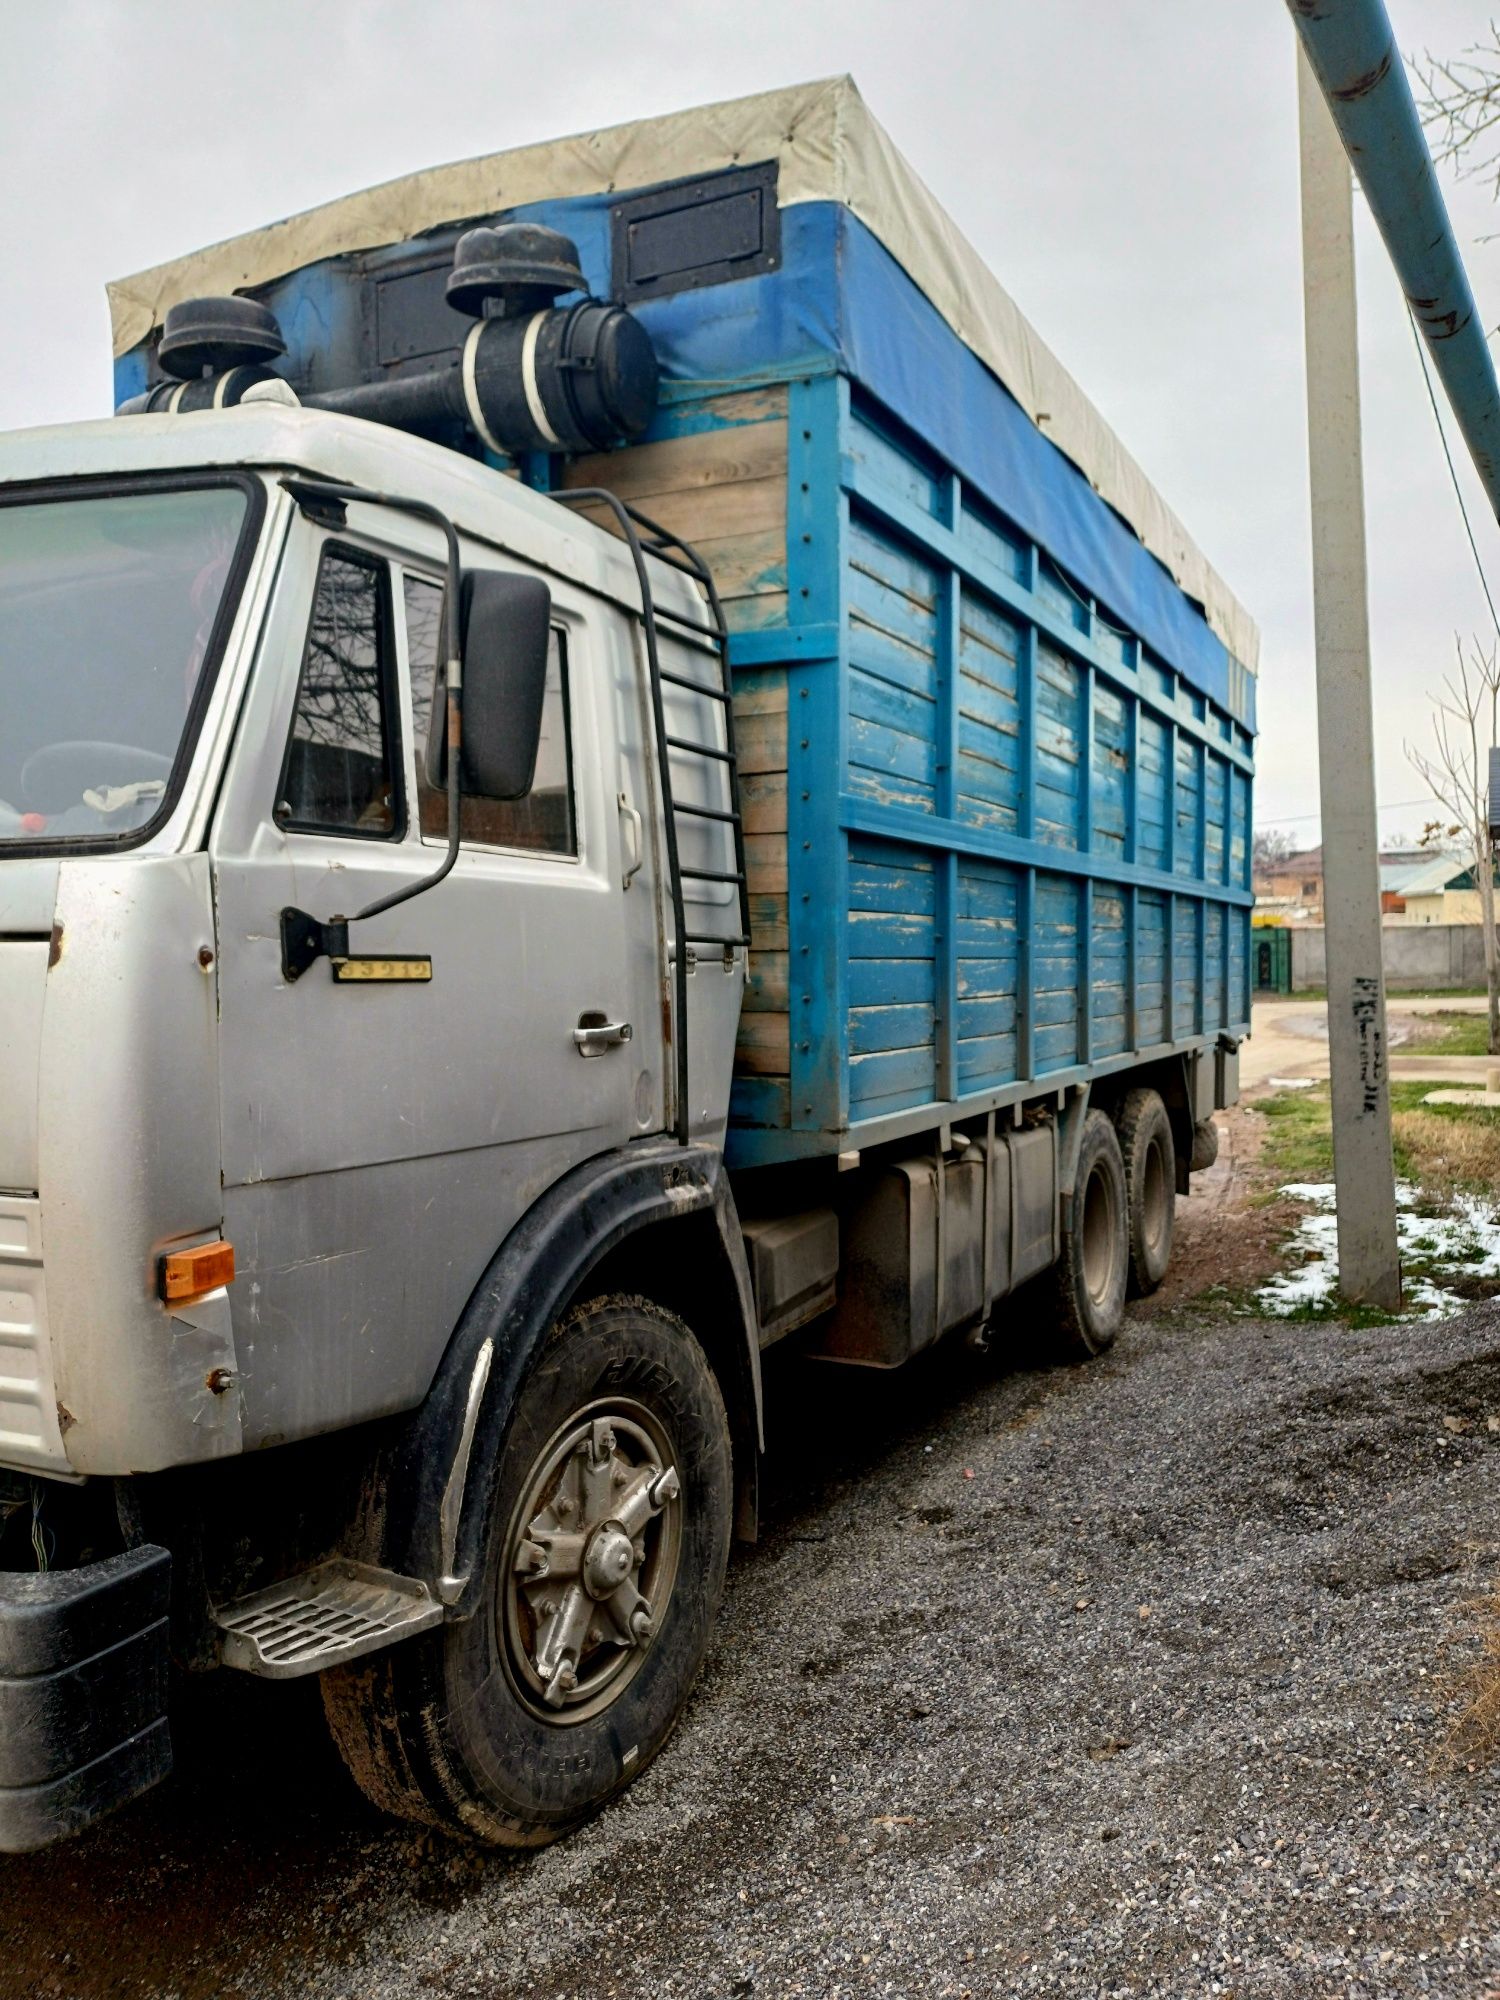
[108, 76, 1258, 670]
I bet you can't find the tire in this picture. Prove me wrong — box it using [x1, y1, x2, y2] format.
[1115, 1088, 1175, 1298]
[322, 1293, 733, 1846]
[1042, 1109, 1128, 1359]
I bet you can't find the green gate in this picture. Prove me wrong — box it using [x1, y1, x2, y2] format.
[1253, 927, 1291, 994]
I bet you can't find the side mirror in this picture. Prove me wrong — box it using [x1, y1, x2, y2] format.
[426, 569, 552, 800]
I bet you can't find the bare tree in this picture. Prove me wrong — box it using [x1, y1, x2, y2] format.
[1414, 24, 1500, 205]
[1252, 826, 1297, 871]
[1405, 638, 1500, 1053]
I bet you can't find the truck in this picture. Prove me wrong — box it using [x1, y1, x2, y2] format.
[0, 77, 1256, 1852]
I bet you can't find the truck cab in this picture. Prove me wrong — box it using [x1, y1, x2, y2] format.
[1, 405, 758, 1847]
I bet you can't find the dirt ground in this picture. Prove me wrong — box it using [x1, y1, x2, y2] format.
[4, 1100, 1499, 1997]
[1129, 1102, 1293, 1320]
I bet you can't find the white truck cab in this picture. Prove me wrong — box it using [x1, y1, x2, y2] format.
[0, 406, 757, 1849]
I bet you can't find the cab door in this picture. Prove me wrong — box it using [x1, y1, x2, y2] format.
[210, 506, 656, 1446]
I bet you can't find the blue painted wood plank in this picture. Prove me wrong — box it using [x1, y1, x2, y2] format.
[842, 461, 1254, 775]
[850, 1043, 937, 1111]
[850, 1001, 938, 1055]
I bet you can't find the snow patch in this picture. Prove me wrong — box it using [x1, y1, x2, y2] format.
[1255, 1180, 1500, 1320]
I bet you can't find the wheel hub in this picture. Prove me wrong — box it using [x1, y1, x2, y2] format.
[582, 1524, 636, 1599]
[502, 1406, 681, 1721]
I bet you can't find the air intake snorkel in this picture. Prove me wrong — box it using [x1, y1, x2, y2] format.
[116, 296, 299, 413]
[118, 223, 659, 454]
[305, 223, 658, 452]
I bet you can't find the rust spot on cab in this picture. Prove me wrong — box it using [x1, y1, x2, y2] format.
[47, 923, 63, 969]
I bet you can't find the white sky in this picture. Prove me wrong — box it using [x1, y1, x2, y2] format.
[4, 0, 1499, 852]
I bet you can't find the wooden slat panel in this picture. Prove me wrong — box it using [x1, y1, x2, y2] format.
[748, 893, 788, 952]
[724, 590, 789, 633]
[735, 1012, 790, 1075]
[745, 833, 787, 895]
[740, 771, 787, 836]
[566, 475, 784, 546]
[735, 709, 788, 776]
[745, 951, 789, 1012]
[685, 527, 786, 604]
[566, 420, 786, 500]
[728, 670, 790, 717]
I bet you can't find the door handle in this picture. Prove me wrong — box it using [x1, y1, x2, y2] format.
[574, 1011, 634, 1057]
[618, 792, 643, 890]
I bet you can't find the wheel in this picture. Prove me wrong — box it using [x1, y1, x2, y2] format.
[1115, 1088, 1175, 1297]
[322, 1293, 733, 1845]
[1042, 1109, 1128, 1359]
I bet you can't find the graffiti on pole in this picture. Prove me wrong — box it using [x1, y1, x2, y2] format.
[1351, 976, 1385, 1116]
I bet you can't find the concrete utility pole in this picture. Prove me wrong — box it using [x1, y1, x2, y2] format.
[1296, 47, 1402, 1311]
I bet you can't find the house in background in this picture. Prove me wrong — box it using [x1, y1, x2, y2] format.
[1379, 847, 1436, 917]
[1253, 845, 1323, 920]
[1390, 854, 1498, 924]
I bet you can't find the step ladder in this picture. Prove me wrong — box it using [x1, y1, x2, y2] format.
[555, 489, 752, 1145]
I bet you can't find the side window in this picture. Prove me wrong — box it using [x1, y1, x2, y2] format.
[278, 547, 400, 837]
[404, 572, 576, 856]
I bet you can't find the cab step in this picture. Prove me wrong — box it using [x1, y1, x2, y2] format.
[215, 1560, 442, 1679]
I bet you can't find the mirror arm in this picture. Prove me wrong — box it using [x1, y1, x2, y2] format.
[278, 478, 465, 981]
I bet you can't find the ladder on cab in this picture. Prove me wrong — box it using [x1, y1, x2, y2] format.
[553, 489, 751, 1145]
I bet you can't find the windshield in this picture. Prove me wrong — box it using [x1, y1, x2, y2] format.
[0, 481, 254, 846]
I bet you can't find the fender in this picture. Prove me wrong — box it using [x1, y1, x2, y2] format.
[351, 1137, 761, 1613]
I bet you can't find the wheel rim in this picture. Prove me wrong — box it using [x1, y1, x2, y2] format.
[1141, 1136, 1169, 1260]
[1080, 1161, 1119, 1307]
[500, 1396, 683, 1725]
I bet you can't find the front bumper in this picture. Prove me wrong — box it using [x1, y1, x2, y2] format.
[0, 1545, 172, 1852]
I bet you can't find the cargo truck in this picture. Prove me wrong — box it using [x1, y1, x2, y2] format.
[0, 78, 1256, 1851]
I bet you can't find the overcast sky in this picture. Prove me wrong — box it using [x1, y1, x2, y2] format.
[4, 0, 1499, 851]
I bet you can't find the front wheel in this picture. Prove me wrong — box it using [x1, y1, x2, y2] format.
[322, 1294, 733, 1845]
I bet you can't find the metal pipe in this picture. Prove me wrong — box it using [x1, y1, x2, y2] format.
[1286, 0, 1500, 515]
[304, 367, 467, 441]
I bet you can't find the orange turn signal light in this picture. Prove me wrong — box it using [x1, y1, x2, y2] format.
[158, 1239, 236, 1305]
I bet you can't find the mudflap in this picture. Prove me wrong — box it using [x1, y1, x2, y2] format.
[0, 1544, 173, 1853]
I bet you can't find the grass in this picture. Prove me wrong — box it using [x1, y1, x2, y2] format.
[1446, 1598, 1500, 1772]
[1413, 1012, 1496, 1057]
[1266, 986, 1490, 1003]
[1256, 1079, 1500, 1198]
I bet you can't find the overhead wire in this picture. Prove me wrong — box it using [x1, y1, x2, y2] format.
[1407, 304, 1500, 644]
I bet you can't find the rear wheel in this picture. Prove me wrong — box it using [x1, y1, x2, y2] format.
[1116, 1087, 1175, 1297]
[322, 1293, 733, 1845]
[1041, 1109, 1128, 1359]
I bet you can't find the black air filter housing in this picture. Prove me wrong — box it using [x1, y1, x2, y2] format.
[465, 301, 658, 455]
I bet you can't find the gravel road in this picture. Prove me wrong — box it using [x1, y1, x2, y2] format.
[5, 1298, 1499, 1999]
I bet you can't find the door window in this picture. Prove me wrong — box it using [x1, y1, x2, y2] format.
[277, 546, 401, 836]
[404, 572, 576, 856]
